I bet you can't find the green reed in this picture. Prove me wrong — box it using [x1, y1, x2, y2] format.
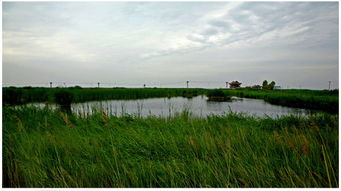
[222, 89, 338, 113]
[3, 106, 338, 188]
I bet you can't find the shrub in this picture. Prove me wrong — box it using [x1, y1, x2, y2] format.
[207, 90, 225, 97]
[54, 90, 74, 106]
[3, 88, 23, 105]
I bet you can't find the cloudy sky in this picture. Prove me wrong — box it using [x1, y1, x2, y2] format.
[3, 2, 339, 89]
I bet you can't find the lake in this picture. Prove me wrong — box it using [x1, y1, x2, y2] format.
[27, 96, 317, 118]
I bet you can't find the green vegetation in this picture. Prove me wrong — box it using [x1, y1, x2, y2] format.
[207, 89, 231, 101]
[3, 87, 207, 105]
[262, 80, 276, 90]
[3, 106, 338, 187]
[222, 89, 338, 113]
[54, 90, 74, 106]
[2, 87, 338, 113]
[54, 90, 74, 113]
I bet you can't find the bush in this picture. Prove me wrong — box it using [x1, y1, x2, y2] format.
[207, 90, 225, 97]
[54, 90, 73, 106]
[3, 88, 23, 105]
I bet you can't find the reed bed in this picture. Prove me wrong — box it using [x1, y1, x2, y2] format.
[3, 87, 206, 105]
[222, 89, 338, 113]
[3, 106, 338, 188]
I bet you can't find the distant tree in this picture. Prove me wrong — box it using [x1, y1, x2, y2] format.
[262, 80, 276, 90]
[269, 81, 276, 90]
[262, 80, 268, 89]
[229, 81, 242, 89]
[251, 85, 262, 89]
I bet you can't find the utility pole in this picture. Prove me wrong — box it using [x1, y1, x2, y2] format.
[328, 81, 331, 90]
[98, 82, 100, 88]
[226, 82, 229, 89]
[50, 82, 52, 88]
[186, 81, 189, 88]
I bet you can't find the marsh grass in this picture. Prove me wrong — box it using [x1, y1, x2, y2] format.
[3, 87, 206, 105]
[223, 89, 338, 113]
[3, 87, 338, 114]
[3, 106, 338, 188]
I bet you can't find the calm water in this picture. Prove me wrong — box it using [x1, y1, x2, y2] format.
[28, 96, 316, 118]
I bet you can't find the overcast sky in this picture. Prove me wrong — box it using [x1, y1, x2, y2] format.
[3, 2, 339, 89]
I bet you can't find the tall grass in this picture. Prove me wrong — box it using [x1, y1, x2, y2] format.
[3, 87, 207, 105]
[3, 106, 338, 187]
[222, 89, 338, 113]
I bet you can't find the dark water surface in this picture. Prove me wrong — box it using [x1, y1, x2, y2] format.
[28, 96, 316, 118]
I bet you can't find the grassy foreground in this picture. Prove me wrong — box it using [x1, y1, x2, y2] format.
[3, 107, 338, 187]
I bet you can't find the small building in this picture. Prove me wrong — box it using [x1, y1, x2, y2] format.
[229, 81, 242, 89]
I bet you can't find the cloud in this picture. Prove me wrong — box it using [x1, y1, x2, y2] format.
[2, 2, 338, 89]
[142, 2, 338, 58]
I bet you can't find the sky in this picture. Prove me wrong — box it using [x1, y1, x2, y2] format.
[2, 2, 339, 89]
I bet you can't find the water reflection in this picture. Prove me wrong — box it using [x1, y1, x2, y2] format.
[26, 96, 316, 118]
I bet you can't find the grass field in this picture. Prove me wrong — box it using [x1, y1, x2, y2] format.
[3, 106, 338, 187]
